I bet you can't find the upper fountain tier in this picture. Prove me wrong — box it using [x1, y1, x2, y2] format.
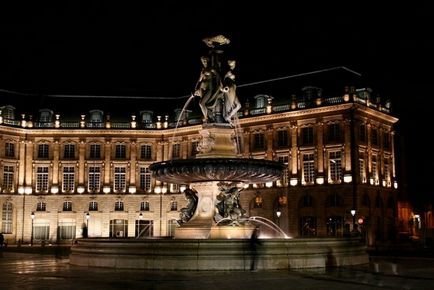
[150, 157, 284, 184]
[151, 36, 284, 185]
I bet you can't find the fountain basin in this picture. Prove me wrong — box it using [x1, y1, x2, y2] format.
[70, 237, 369, 270]
[150, 158, 285, 184]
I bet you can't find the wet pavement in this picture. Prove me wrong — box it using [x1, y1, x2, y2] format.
[1, 249, 434, 290]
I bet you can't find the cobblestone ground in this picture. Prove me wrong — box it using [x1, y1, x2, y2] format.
[1, 250, 434, 290]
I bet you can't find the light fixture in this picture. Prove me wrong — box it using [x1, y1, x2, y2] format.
[139, 212, 143, 219]
[276, 209, 282, 218]
[350, 209, 356, 217]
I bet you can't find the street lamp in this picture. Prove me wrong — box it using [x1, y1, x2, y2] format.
[137, 213, 143, 238]
[30, 211, 35, 246]
[85, 213, 90, 238]
[276, 208, 282, 227]
[350, 209, 356, 231]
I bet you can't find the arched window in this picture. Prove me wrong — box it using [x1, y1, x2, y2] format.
[115, 201, 124, 211]
[89, 201, 98, 211]
[63, 201, 72, 211]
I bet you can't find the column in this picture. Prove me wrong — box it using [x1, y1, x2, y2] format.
[266, 125, 274, 160]
[129, 140, 137, 186]
[52, 140, 60, 186]
[104, 139, 111, 185]
[78, 140, 86, 185]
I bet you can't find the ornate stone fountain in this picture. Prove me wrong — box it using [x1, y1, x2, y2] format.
[69, 36, 369, 270]
[150, 35, 284, 239]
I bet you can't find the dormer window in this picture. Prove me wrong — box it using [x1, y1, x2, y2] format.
[39, 109, 53, 123]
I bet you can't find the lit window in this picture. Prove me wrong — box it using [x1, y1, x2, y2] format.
[1, 202, 13, 233]
[329, 151, 342, 183]
[62, 166, 75, 192]
[302, 153, 315, 184]
[5, 142, 15, 158]
[88, 167, 101, 192]
[36, 166, 49, 192]
[114, 167, 126, 192]
[139, 167, 151, 192]
[2, 165, 14, 191]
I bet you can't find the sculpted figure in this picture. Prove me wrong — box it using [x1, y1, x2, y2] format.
[178, 188, 198, 224]
[193, 35, 241, 126]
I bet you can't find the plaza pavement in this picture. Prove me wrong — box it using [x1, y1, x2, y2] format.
[1, 246, 434, 290]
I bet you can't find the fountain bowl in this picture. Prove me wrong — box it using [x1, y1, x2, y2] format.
[150, 158, 285, 184]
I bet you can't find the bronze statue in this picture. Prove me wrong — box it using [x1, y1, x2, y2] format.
[178, 188, 198, 224]
[193, 35, 241, 126]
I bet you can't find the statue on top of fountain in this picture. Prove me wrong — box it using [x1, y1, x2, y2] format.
[194, 35, 241, 126]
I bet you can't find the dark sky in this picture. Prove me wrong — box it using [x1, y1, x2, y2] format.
[1, 2, 433, 205]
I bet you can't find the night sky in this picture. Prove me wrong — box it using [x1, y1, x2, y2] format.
[1, 2, 433, 206]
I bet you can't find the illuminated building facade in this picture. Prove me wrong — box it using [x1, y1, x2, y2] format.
[0, 86, 398, 246]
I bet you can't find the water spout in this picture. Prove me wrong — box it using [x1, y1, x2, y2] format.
[172, 94, 196, 140]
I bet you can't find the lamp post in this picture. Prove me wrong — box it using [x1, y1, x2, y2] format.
[137, 213, 143, 238]
[85, 213, 90, 238]
[350, 209, 356, 231]
[30, 211, 35, 246]
[276, 208, 282, 227]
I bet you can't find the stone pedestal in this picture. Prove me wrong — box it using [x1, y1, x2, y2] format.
[196, 123, 238, 158]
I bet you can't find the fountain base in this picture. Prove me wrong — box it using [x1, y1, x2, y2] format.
[70, 237, 369, 270]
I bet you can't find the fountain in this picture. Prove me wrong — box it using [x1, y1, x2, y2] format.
[69, 35, 369, 270]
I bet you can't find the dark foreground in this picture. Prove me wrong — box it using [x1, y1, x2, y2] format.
[1, 246, 434, 290]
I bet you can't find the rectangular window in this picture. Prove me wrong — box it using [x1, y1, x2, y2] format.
[114, 167, 126, 192]
[34, 224, 50, 241]
[36, 166, 49, 192]
[329, 151, 342, 183]
[63, 201, 72, 211]
[328, 123, 341, 143]
[301, 127, 314, 146]
[89, 201, 98, 211]
[384, 158, 390, 186]
[371, 128, 378, 146]
[277, 130, 289, 147]
[5, 142, 15, 158]
[277, 155, 289, 187]
[115, 144, 126, 159]
[3, 165, 14, 191]
[359, 124, 366, 142]
[172, 143, 181, 159]
[140, 145, 152, 160]
[372, 155, 378, 184]
[302, 153, 315, 184]
[359, 153, 366, 183]
[62, 166, 75, 192]
[1, 202, 13, 234]
[89, 144, 101, 159]
[36, 202, 46, 211]
[141, 201, 150, 211]
[253, 133, 265, 150]
[38, 144, 49, 159]
[139, 167, 151, 192]
[88, 166, 101, 192]
[115, 201, 124, 211]
[64, 144, 75, 158]
[57, 221, 76, 240]
[383, 132, 390, 149]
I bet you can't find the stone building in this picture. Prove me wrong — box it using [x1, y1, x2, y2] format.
[0, 85, 398, 246]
